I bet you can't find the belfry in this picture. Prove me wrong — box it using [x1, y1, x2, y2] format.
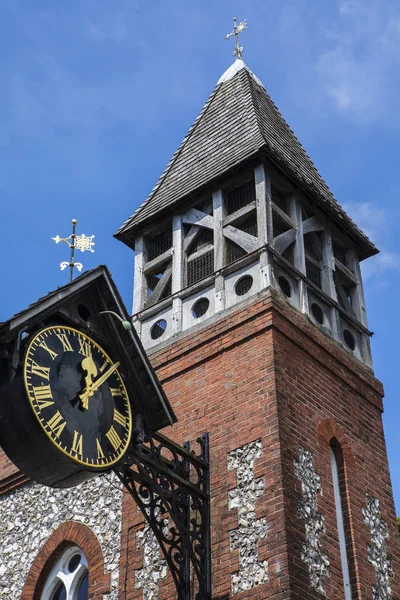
[115, 51, 400, 599]
[0, 25, 399, 600]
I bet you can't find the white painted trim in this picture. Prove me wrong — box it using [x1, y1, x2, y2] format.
[133, 236, 146, 314]
[42, 545, 88, 600]
[255, 164, 273, 289]
[289, 194, 309, 316]
[213, 189, 225, 313]
[330, 446, 352, 600]
[172, 215, 183, 334]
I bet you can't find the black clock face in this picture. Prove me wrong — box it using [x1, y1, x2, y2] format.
[23, 326, 132, 469]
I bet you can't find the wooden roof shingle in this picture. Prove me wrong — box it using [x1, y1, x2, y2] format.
[115, 61, 377, 259]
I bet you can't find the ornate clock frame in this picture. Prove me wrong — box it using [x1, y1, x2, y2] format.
[0, 266, 211, 600]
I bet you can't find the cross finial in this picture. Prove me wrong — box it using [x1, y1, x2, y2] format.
[225, 17, 247, 60]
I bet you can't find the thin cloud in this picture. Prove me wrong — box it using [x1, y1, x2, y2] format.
[87, 13, 126, 44]
[344, 202, 400, 282]
[315, 0, 400, 120]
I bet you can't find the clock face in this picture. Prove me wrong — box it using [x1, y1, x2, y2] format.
[23, 325, 132, 469]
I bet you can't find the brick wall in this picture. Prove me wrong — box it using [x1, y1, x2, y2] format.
[119, 288, 399, 599]
[1, 287, 399, 599]
[272, 311, 400, 599]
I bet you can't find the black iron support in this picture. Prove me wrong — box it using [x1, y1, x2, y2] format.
[114, 431, 211, 600]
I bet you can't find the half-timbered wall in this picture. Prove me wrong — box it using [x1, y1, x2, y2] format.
[132, 163, 372, 366]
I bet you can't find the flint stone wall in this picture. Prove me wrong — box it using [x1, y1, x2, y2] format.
[294, 446, 329, 594]
[228, 439, 269, 595]
[362, 494, 394, 600]
[0, 473, 122, 599]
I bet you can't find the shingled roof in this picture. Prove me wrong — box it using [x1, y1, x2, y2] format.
[115, 60, 377, 259]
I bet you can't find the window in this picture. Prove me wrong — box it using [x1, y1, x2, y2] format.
[332, 241, 348, 267]
[304, 232, 322, 288]
[42, 546, 89, 600]
[226, 180, 256, 215]
[271, 185, 287, 213]
[186, 229, 214, 286]
[147, 229, 172, 261]
[330, 441, 352, 600]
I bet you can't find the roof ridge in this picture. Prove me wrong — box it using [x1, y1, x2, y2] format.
[116, 80, 225, 237]
[247, 75, 376, 248]
[243, 69, 267, 151]
[248, 74, 336, 201]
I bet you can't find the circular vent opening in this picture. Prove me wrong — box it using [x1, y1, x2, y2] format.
[343, 329, 356, 351]
[151, 319, 167, 340]
[311, 303, 324, 325]
[192, 297, 210, 318]
[77, 304, 91, 322]
[278, 276, 292, 298]
[235, 275, 253, 296]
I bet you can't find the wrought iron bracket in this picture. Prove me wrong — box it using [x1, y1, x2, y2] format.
[114, 431, 211, 600]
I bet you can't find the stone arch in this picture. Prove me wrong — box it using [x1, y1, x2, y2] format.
[21, 521, 111, 600]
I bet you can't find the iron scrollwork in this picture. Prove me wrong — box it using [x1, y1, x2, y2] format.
[114, 431, 211, 600]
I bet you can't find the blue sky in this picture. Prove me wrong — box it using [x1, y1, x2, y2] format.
[1, 1, 400, 508]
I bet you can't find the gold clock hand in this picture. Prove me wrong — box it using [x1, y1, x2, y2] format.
[81, 356, 98, 394]
[79, 361, 121, 409]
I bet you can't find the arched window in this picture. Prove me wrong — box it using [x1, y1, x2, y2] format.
[41, 545, 89, 600]
[330, 439, 352, 600]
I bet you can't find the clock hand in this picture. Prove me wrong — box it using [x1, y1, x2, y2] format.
[79, 361, 121, 410]
[81, 356, 98, 394]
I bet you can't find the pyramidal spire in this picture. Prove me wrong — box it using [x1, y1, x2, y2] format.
[116, 34, 374, 258]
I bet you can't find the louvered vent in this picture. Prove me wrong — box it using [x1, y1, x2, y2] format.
[226, 239, 246, 265]
[237, 215, 258, 237]
[187, 251, 214, 286]
[332, 242, 348, 266]
[304, 234, 319, 260]
[147, 230, 172, 261]
[188, 229, 214, 256]
[306, 259, 322, 288]
[226, 181, 256, 215]
[271, 186, 286, 213]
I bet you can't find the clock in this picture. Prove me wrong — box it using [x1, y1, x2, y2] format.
[0, 324, 133, 488]
[24, 325, 132, 469]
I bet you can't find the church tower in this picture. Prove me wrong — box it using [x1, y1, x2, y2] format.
[116, 55, 400, 599]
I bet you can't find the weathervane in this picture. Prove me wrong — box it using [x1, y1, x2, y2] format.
[225, 17, 247, 60]
[52, 219, 95, 282]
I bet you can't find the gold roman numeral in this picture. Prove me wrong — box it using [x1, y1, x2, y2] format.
[113, 408, 127, 428]
[39, 341, 58, 360]
[47, 411, 66, 437]
[96, 438, 105, 459]
[110, 388, 122, 397]
[56, 333, 73, 352]
[78, 338, 92, 358]
[31, 361, 50, 381]
[71, 430, 83, 455]
[33, 385, 54, 409]
[106, 425, 122, 451]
